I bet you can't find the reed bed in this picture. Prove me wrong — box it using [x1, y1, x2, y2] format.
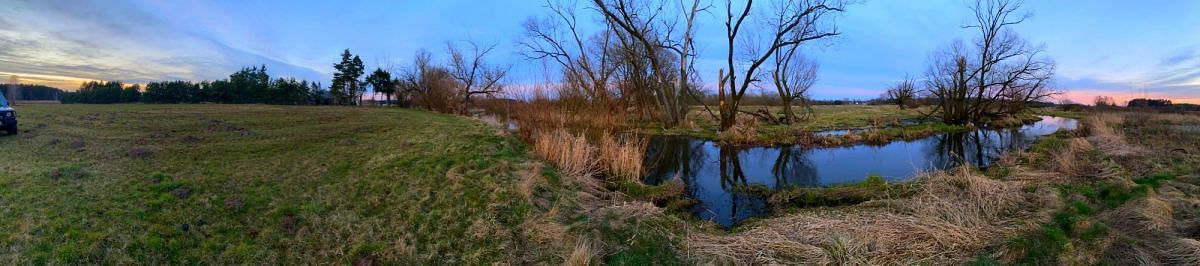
[688, 167, 1053, 264]
[532, 128, 599, 179]
[522, 105, 648, 182]
[598, 132, 647, 182]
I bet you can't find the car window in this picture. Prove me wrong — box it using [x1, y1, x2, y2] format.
[0, 92, 8, 107]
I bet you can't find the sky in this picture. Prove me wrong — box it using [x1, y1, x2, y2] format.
[2, 0, 1199, 104]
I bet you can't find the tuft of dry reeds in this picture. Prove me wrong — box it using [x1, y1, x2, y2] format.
[598, 133, 647, 182]
[1166, 238, 1200, 265]
[1085, 113, 1142, 156]
[530, 127, 649, 185]
[564, 240, 597, 266]
[532, 128, 599, 179]
[718, 114, 760, 144]
[1052, 138, 1094, 177]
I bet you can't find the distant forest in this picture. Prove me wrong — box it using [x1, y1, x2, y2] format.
[60, 65, 327, 105]
[1, 84, 65, 101]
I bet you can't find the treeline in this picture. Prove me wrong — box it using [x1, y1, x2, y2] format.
[58, 46, 511, 113]
[62, 66, 326, 105]
[1121, 98, 1200, 112]
[1, 84, 64, 101]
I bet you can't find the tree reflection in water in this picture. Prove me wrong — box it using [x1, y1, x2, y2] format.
[641, 116, 1076, 228]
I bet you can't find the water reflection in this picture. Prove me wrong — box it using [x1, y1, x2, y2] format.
[643, 116, 1077, 227]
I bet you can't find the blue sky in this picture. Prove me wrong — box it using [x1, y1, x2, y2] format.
[2, 0, 1199, 103]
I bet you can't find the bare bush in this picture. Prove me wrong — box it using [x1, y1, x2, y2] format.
[400, 50, 464, 114]
[885, 76, 918, 109]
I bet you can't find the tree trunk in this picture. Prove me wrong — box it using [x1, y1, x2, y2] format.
[782, 98, 795, 124]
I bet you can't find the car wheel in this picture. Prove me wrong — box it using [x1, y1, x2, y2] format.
[6, 124, 15, 135]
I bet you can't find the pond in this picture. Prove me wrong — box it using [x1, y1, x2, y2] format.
[642, 116, 1078, 228]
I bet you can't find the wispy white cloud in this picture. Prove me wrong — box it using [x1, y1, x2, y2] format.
[0, 0, 325, 89]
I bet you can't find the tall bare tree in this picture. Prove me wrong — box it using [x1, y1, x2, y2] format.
[590, 0, 703, 128]
[719, 0, 846, 130]
[447, 41, 509, 114]
[520, 0, 617, 104]
[923, 0, 1057, 124]
[770, 44, 818, 123]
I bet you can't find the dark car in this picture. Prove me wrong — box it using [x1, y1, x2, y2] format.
[0, 93, 16, 135]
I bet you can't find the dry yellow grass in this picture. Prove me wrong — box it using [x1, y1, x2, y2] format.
[564, 240, 597, 266]
[598, 133, 648, 182]
[687, 168, 1055, 265]
[1053, 138, 1094, 177]
[718, 114, 760, 144]
[1085, 113, 1143, 156]
[1166, 238, 1200, 265]
[532, 128, 599, 179]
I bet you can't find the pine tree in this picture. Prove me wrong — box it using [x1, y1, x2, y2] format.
[366, 68, 394, 106]
[331, 49, 365, 105]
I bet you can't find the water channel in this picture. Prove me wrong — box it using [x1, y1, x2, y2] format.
[642, 116, 1078, 227]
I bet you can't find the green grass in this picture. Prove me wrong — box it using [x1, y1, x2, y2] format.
[1006, 173, 1176, 263]
[0, 104, 574, 264]
[768, 174, 917, 209]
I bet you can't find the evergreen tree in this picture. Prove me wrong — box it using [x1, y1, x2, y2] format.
[366, 68, 394, 105]
[121, 84, 142, 103]
[330, 49, 365, 105]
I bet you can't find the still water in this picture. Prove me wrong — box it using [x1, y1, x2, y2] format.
[642, 116, 1078, 227]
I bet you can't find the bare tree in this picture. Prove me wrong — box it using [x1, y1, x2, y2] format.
[400, 49, 461, 113]
[590, 0, 703, 128]
[885, 76, 917, 109]
[447, 41, 509, 114]
[770, 44, 818, 123]
[520, 0, 617, 103]
[923, 0, 1057, 124]
[399, 49, 434, 108]
[719, 0, 846, 130]
[1094, 95, 1115, 108]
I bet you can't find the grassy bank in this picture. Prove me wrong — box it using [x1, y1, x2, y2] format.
[0, 104, 600, 264]
[642, 105, 1066, 146]
[980, 112, 1200, 264]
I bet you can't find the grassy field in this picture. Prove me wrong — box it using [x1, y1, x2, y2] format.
[0, 104, 601, 264]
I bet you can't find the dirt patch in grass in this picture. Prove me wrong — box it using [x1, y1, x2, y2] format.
[171, 187, 191, 199]
[68, 140, 85, 150]
[223, 197, 243, 210]
[128, 147, 153, 159]
[279, 214, 300, 234]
